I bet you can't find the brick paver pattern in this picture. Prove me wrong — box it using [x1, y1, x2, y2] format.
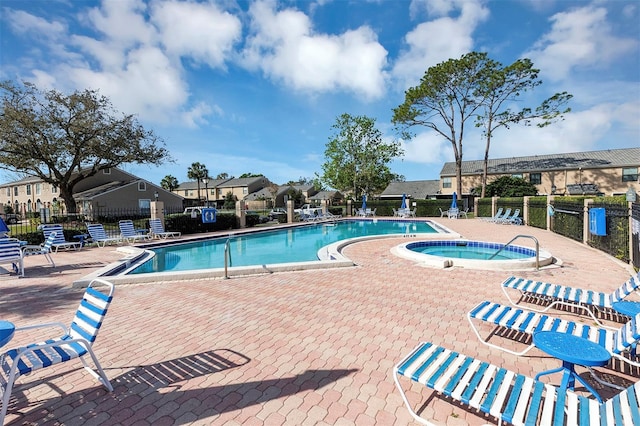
[1, 218, 638, 425]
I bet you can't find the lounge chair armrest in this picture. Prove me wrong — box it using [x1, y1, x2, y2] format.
[15, 321, 69, 334]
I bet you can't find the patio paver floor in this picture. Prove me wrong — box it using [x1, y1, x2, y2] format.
[1, 218, 638, 425]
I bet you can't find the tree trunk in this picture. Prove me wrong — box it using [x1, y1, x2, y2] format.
[481, 132, 491, 198]
[59, 186, 78, 214]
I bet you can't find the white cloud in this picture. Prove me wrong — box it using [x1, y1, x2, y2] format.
[525, 6, 638, 81]
[392, 0, 489, 89]
[151, 0, 242, 68]
[240, 0, 388, 99]
[398, 132, 452, 166]
[3, 8, 66, 37]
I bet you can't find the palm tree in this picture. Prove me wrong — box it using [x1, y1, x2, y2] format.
[160, 175, 179, 192]
[187, 162, 209, 202]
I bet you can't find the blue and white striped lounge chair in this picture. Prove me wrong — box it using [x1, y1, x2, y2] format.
[0, 238, 23, 277]
[394, 341, 640, 426]
[86, 223, 124, 247]
[21, 230, 57, 268]
[40, 224, 81, 252]
[0, 279, 115, 424]
[501, 272, 640, 325]
[118, 220, 151, 243]
[148, 218, 181, 239]
[497, 208, 521, 225]
[490, 208, 511, 223]
[467, 300, 640, 368]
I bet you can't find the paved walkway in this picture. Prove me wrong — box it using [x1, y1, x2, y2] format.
[1, 219, 638, 425]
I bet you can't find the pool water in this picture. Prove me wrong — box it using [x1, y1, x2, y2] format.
[130, 219, 437, 274]
[411, 241, 533, 260]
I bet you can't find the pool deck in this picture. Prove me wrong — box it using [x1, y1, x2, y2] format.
[1, 218, 638, 425]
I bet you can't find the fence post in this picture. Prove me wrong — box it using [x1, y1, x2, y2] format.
[492, 196, 498, 218]
[523, 196, 529, 226]
[583, 199, 593, 244]
[236, 200, 246, 228]
[287, 199, 295, 224]
[151, 201, 165, 224]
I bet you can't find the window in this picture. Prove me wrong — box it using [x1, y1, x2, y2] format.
[529, 173, 542, 185]
[103, 168, 111, 175]
[5, 188, 9, 196]
[13, 187, 17, 196]
[511, 173, 523, 179]
[442, 177, 452, 189]
[138, 181, 146, 191]
[35, 183, 41, 195]
[51, 185, 58, 193]
[243, 188, 248, 194]
[26, 184, 31, 196]
[622, 167, 638, 182]
[139, 199, 151, 214]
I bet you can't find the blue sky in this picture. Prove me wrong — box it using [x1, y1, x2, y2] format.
[1, 0, 638, 187]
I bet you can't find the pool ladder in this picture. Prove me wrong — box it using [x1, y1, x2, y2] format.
[224, 238, 232, 279]
[488, 234, 540, 270]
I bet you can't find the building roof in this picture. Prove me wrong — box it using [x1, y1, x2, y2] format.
[380, 180, 440, 199]
[309, 190, 342, 201]
[176, 178, 231, 190]
[440, 147, 640, 176]
[217, 176, 269, 188]
[244, 187, 274, 201]
[73, 181, 130, 200]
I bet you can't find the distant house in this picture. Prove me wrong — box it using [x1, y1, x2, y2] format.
[174, 178, 231, 205]
[309, 190, 343, 205]
[243, 185, 286, 210]
[440, 147, 639, 197]
[380, 180, 441, 201]
[291, 184, 317, 202]
[217, 176, 271, 204]
[0, 167, 183, 217]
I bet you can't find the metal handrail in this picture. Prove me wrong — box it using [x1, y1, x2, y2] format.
[224, 238, 231, 279]
[488, 234, 540, 270]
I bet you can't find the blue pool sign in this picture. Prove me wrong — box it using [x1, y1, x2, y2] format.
[202, 208, 216, 223]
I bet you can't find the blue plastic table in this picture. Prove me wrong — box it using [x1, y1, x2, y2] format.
[73, 233, 90, 248]
[0, 320, 15, 348]
[533, 331, 610, 402]
[612, 301, 640, 318]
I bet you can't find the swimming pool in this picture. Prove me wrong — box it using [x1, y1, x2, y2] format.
[392, 240, 555, 270]
[97, 219, 446, 283]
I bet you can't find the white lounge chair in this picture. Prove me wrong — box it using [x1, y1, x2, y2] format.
[467, 300, 640, 367]
[394, 341, 640, 426]
[0, 279, 115, 424]
[118, 220, 151, 243]
[21, 231, 57, 268]
[497, 208, 521, 224]
[501, 272, 640, 325]
[490, 208, 511, 223]
[40, 224, 81, 251]
[482, 207, 503, 222]
[86, 223, 124, 247]
[149, 218, 181, 239]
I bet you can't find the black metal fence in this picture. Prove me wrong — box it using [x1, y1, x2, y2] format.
[5, 198, 638, 267]
[633, 203, 640, 269]
[588, 201, 631, 263]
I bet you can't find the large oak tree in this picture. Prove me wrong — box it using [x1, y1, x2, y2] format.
[0, 81, 172, 213]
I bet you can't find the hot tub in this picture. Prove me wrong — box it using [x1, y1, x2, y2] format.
[392, 240, 556, 270]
